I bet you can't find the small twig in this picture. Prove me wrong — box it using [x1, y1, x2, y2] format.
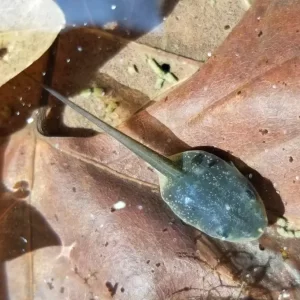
[235, 282, 245, 300]
[146, 56, 178, 89]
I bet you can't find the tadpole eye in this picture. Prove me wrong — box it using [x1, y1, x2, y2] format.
[191, 153, 205, 165]
[245, 187, 256, 199]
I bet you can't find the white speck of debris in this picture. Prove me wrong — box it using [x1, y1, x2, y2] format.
[84, 22, 87, 26]
[111, 4, 116, 9]
[26, 117, 34, 124]
[27, 86, 31, 90]
[273, 182, 277, 188]
[184, 197, 193, 205]
[42, 72, 46, 76]
[272, 84, 277, 89]
[113, 201, 126, 210]
[16, 111, 20, 116]
[72, 24, 76, 27]
[163, 17, 167, 21]
[21, 102, 25, 106]
[54, 143, 59, 149]
[90, 214, 95, 220]
[27, 103, 32, 108]
[264, 149, 268, 153]
[137, 205, 143, 210]
[225, 204, 231, 210]
[56, 242, 76, 260]
[66, 58, 71, 63]
[19, 96, 23, 101]
[296, 176, 299, 181]
[257, 16, 261, 20]
[278, 290, 290, 300]
[207, 52, 212, 57]
[100, 224, 104, 228]
[248, 173, 253, 179]
[20, 236, 28, 243]
[77, 46, 83, 52]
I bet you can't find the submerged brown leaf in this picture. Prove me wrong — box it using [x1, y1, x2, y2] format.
[1, 0, 300, 299]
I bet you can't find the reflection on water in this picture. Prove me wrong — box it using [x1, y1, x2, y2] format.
[57, 0, 165, 34]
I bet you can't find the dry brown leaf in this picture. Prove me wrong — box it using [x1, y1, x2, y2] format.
[2, 0, 300, 299]
[0, 0, 65, 87]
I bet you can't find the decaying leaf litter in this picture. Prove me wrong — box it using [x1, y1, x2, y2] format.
[1, 0, 300, 299]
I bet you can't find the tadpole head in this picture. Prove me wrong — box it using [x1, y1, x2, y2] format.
[158, 150, 268, 243]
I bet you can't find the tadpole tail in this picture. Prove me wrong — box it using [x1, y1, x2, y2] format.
[25, 72, 182, 179]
